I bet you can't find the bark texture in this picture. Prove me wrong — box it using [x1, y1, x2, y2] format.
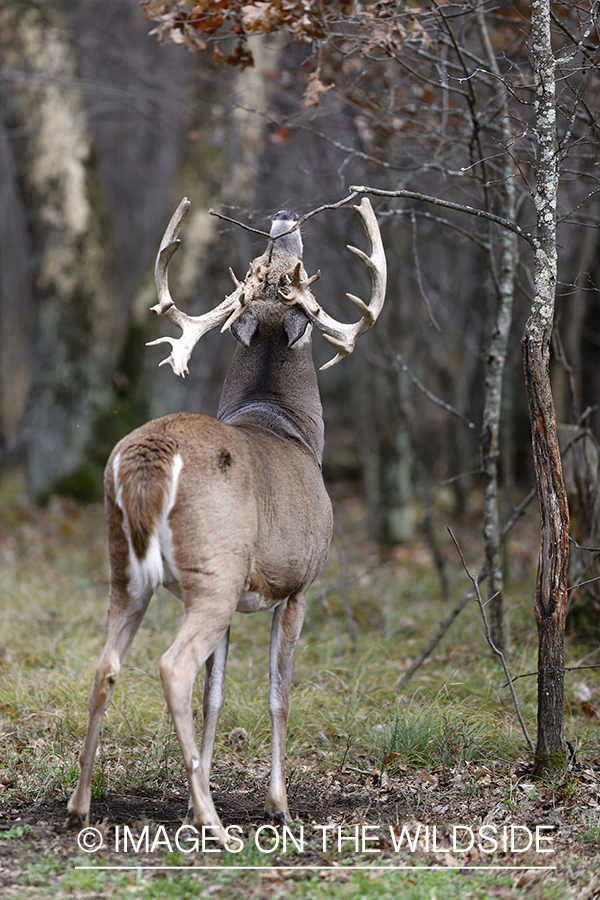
[0, 119, 33, 454]
[523, 0, 570, 776]
[0, 1, 120, 498]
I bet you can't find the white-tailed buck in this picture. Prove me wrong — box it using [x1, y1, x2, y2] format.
[66, 196, 386, 843]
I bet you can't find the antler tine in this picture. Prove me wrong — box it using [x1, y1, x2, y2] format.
[147, 198, 247, 377]
[151, 197, 191, 316]
[278, 197, 387, 370]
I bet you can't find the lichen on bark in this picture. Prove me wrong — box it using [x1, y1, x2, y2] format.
[523, 0, 570, 778]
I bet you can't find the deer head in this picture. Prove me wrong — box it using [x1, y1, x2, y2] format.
[147, 196, 387, 376]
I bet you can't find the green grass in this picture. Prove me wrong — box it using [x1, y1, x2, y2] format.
[382, 696, 517, 774]
[46, 862, 543, 900]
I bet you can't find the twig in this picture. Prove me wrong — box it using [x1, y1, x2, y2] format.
[395, 354, 477, 432]
[209, 190, 360, 242]
[297, 191, 361, 225]
[417, 460, 450, 599]
[336, 735, 352, 777]
[568, 574, 600, 592]
[500, 488, 536, 539]
[553, 327, 580, 422]
[397, 582, 477, 687]
[399, 437, 587, 688]
[568, 536, 600, 553]
[382, 207, 491, 253]
[410, 209, 442, 332]
[209, 180, 536, 252]
[447, 528, 534, 753]
[208, 209, 271, 238]
[550, 5, 600, 68]
[438, 468, 483, 486]
[397, 488, 536, 688]
[504, 663, 600, 687]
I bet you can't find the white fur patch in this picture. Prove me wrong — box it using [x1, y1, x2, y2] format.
[205, 633, 228, 713]
[114, 451, 183, 602]
[236, 592, 281, 613]
[268, 599, 287, 715]
[158, 453, 183, 582]
[292, 321, 313, 350]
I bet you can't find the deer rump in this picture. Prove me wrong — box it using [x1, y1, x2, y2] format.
[107, 410, 332, 613]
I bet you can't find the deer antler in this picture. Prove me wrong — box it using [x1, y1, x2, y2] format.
[147, 197, 248, 377]
[278, 197, 387, 370]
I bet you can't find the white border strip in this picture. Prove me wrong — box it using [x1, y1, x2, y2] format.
[76, 864, 557, 872]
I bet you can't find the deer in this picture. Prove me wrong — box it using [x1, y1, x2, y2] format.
[66, 195, 387, 845]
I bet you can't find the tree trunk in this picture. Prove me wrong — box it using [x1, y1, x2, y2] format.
[0, 120, 33, 458]
[523, 0, 570, 776]
[0, 1, 121, 500]
[477, 3, 518, 656]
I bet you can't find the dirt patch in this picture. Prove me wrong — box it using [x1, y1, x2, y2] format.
[1, 764, 599, 891]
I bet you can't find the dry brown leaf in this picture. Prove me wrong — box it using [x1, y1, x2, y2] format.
[242, 2, 274, 32]
[302, 67, 333, 108]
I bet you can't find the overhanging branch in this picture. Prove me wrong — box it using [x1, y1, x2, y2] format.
[349, 185, 536, 248]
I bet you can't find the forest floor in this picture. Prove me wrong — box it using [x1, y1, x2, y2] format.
[1, 472, 599, 898]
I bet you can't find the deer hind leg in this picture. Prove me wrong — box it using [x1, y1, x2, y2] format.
[66, 584, 152, 829]
[159, 600, 235, 846]
[265, 593, 306, 821]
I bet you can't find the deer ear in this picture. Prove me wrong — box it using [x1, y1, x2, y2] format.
[283, 309, 312, 349]
[231, 308, 259, 347]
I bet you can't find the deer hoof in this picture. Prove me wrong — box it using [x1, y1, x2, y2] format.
[264, 808, 286, 824]
[64, 810, 87, 831]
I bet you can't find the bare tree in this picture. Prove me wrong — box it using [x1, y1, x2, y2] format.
[522, 0, 568, 775]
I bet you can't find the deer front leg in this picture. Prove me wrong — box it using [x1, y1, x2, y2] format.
[265, 593, 306, 821]
[200, 627, 230, 778]
[66, 588, 152, 829]
[183, 627, 230, 820]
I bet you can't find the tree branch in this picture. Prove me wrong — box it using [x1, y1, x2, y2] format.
[349, 185, 535, 247]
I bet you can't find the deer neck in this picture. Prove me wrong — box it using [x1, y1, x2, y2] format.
[217, 331, 325, 466]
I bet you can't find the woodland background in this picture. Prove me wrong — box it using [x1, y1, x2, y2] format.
[1, 0, 600, 630]
[2, 3, 600, 895]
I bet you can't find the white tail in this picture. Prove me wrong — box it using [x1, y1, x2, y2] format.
[66, 198, 387, 844]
